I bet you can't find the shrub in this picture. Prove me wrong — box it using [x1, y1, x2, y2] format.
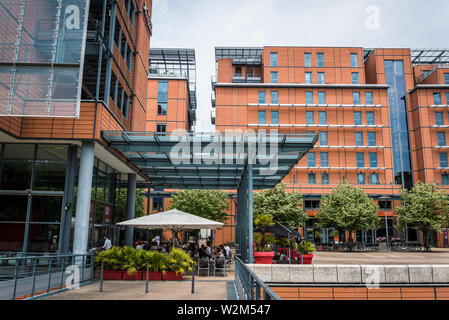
[166, 248, 195, 275]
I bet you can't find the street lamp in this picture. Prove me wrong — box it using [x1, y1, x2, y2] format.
[379, 196, 391, 251]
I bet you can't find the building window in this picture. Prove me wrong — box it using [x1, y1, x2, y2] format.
[317, 53, 324, 67]
[258, 111, 266, 124]
[157, 102, 167, 115]
[308, 173, 316, 184]
[365, 92, 373, 105]
[258, 91, 266, 104]
[152, 198, 163, 211]
[307, 152, 316, 167]
[434, 92, 442, 105]
[446, 92, 449, 105]
[321, 173, 329, 184]
[320, 132, 328, 146]
[271, 91, 279, 104]
[270, 52, 278, 66]
[357, 173, 366, 185]
[235, 66, 242, 77]
[306, 91, 314, 104]
[356, 153, 364, 168]
[442, 174, 449, 185]
[352, 72, 360, 84]
[271, 111, 279, 124]
[378, 200, 392, 209]
[305, 72, 313, 84]
[350, 53, 358, 68]
[440, 153, 448, 167]
[354, 111, 362, 125]
[370, 173, 379, 184]
[304, 200, 320, 209]
[321, 152, 329, 167]
[318, 72, 325, 84]
[304, 53, 312, 67]
[438, 132, 446, 146]
[436, 112, 444, 125]
[271, 71, 278, 83]
[368, 132, 376, 146]
[367, 112, 375, 125]
[444, 73, 449, 85]
[353, 92, 361, 105]
[306, 111, 314, 124]
[157, 80, 168, 102]
[319, 111, 327, 125]
[156, 124, 166, 135]
[355, 132, 363, 146]
[369, 152, 378, 168]
[318, 91, 326, 104]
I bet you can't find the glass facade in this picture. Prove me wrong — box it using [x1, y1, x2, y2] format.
[384, 60, 413, 187]
[0, 0, 89, 117]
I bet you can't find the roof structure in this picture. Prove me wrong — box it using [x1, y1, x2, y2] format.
[102, 131, 318, 190]
[411, 49, 449, 65]
[215, 47, 264, 64]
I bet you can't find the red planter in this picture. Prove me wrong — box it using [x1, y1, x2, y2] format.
[298, 254, 314, 264]
[102, 270, 123, 280]
[123, 271, 144, 280]
[162, 271, 183, 281]
[143, 271, 162, 281]
[254, 251, 274, 264]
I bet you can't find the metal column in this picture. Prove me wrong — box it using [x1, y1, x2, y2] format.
[248, 164, 254, 264]
[125, 173, 137, 246]
[73, 142, 95, 256]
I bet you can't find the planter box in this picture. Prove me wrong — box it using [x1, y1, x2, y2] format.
[298, 254, 313, 264]
[378, 242, 387, 251]
[102, 270, 123, 280]
[163, 271, 183, 281]
[143, 271, 162, 281]
[254, 251, 274, 264]
[123, 271, 143, 280]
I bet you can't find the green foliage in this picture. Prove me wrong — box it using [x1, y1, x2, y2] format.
[253, 183, 308, 228]
[316, 183, 380, 234]
[253, 214, 276, 252]
[116, 188, 146, 222]
[396, 182, 449, 234]
[169, 189, 229, 223]
[296, 241, 316, 255]
[166, 248, 195, 275]
[277, 237, 290, 247]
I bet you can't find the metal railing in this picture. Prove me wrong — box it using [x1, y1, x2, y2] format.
[0, 253, 94, 300]
[234, 257, 281, 300]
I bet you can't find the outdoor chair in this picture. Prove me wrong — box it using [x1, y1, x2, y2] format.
[212, 257, 226, 277]
[197, 258, 210, 276]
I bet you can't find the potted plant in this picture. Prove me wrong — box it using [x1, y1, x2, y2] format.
[95, 247, 124, 280]
[163, 248, 194, 280]
[296, 241, 315, 264]
[253, 214, 276, 264]
[143, 251, 167, 280]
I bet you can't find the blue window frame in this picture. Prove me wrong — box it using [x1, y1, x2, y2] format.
[306, 111, 314, 124]
[318, 91, 326, 104]
[442, 174, 449, 185]
[436, 112, 444, 125]
[321, 173, 329, 185]
[354, 111, 362, 125]
[271, 91, 279, 104]
[365, 92, 373, 105]
[320, 132, 328, 146]
[271, 111, 279, 124]
[367, 112, 375, 125]
[271, 72, 278, 83]
[270, 52, 278, 66]
[440, 152, 448, 167]
[356, 153, 364, 168]
[444, 73, 449, 85]
[308, 173, 316, 184]
[353, 92, 361, 105]
[369, 152, 378, 168]
[304, 53, 312, 67]
[438, 132, 446, 146]
[319, 111, 327, 124]
[352, 72, 360, 84]
[258, 91, 266, 104]
[305, 91, 314, 104]
[368, 132, 376, 146]
[321, 152, 329, 167]
[318, 72, 325, 84]
[350, 53, 358, 67]
[305, 72, 313, 84]
[370, 173, 379, 184]
[307, 152, 316, 167]
[357, 173, 366, 185]
[317, 53, 324, 67]
[355, 132, 363, 146]
[258, 111, 266, 124]
[157, 80, 169, 102]
[446, 93, 449, 105]
[434, 92, 442, 105]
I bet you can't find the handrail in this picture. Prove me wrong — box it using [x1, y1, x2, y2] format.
[234, 257, 281, 300]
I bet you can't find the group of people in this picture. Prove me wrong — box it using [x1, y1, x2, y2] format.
[198, 243, 231, 261]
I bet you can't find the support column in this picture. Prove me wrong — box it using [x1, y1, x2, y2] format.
[248, 164, 254, 264]
[73, 142, 95, 255]
[59, 145, 77, 254]
[125, 173, 136, 246]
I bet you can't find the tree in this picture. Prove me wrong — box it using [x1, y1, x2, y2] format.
[168, 189, 229, 223]
[316, 183, 380, 251]
[253, 214, 276, 251]
[396, 182, 449, 250]
[115, 188, 146, 222]
[253, 183, 308, 228]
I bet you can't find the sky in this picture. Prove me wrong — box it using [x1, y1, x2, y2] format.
[150, 0, 449, 132]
